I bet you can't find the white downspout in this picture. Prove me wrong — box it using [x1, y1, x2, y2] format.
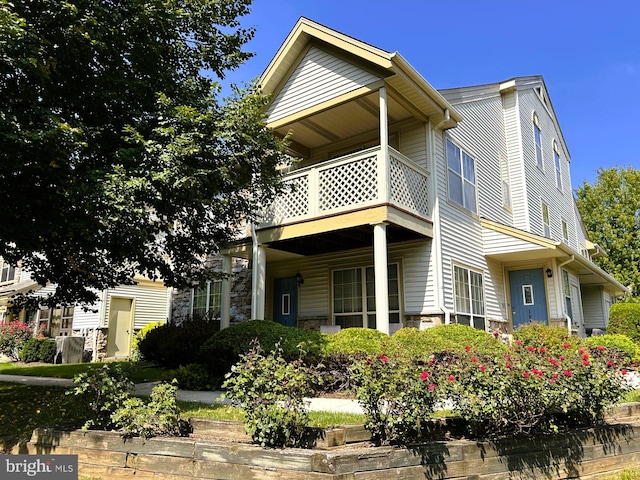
[557, 255, 575, 334]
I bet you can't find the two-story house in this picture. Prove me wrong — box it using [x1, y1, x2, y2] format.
[196, 18, 627, 337]
[0, 259, 171, 360]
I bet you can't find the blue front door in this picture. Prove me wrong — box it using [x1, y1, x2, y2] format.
[273, 277, 298, 327]
[509, 268, 548, 329]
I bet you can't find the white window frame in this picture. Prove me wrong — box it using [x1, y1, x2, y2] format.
[453, 264, 486, 330]
[332, 263, 401, 329]
[191, 280, 222, 318]
[533, 112, 543, 170]
[501, 156, 511, 209]
[446, 139, 477, 213]
[541, 201, 551, 238]
[561, 219, 569, 244]
[0, 261, 16, 283]
[553, 141, 562, 191]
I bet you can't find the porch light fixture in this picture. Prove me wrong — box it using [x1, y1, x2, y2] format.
[295, 272, 304, 286]
[546, 268, 553, 278]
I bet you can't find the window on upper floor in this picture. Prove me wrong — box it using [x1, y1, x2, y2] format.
[1, 261, 16, 283]
[192, 280, 221, 318]
[541, 202, 551, 238]
[453, 265, 485, 330]
[561, 219, 569, 244]
[446, 139, 477, 213]
[533, 113, 543, 170]
[553, 141, 562, 191]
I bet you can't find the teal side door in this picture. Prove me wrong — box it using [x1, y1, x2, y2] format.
[509, 268, 548, 329]
[273, 277, 298, 328]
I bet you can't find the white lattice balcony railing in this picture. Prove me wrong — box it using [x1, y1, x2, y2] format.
[259, 146, 431, 228]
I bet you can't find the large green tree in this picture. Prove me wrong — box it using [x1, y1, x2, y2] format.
[575, 167, 640, 298]
[0, 0, 287, 307]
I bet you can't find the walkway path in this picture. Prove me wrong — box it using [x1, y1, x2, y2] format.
[0, 374, 364, 414]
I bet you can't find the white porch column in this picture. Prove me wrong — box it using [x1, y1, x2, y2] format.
[251, 243, 266, 320]
[373, 222, 390, 334]
[220, 254, 232, 330]
[378, 86, 389, 201]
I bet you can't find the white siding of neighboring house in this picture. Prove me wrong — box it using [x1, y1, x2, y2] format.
[266, 46, 381, 124]
[265, 239, 435, 322]
[582, 285, 605, 331]
[104, 283, 170, 331]
[518, 89, 576, 248]
[399, 122, 428, 171]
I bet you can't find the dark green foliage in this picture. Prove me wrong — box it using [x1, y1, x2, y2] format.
[18, 337, 57, 363]
[137, 317, 219, 369]
[0, 0, 289, 308]
[172, 363, 214, 391]
[67, 363, 134, 430]
[222, 342, 321, 448]
[608, 303, 640, 343]
[586, 334, 640, 366]
[200, 320, 324, 379]
[514, 323, 584, 355]
[111, 382, 192, 439]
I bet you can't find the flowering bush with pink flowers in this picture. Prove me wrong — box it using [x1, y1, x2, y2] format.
[0, 320, 34, 361]
[444, 340, 630, 437]
[352, 352, 440, 445]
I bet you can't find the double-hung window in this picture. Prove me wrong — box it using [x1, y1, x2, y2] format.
[446, 139, 477, 212]
[1, 261, 15, 283]
[453, 265, 485, 330]
[333, 264, 400, 329]
[192, 280, 222, 318]
[533, 113, 543, 169]
[553, 141, 562, 190]
[561, 219, 569, 244]
[542, 202, 551, 238]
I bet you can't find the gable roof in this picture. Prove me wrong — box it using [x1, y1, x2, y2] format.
[260, 17, 461, 130]
[440, 76, 571, 161]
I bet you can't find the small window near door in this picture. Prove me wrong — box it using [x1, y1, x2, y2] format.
[522, 285, 534, 305]
[281, 293, 291, 316]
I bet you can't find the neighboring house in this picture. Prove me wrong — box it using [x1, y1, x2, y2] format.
[201, 18, 627, 336]
[0, 258, 171, 360]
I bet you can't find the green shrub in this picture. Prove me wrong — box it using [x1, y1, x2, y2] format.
[513, 323, 585, 355]
[445, 339, 629, 437]
[131, 321, 164, 361]
[586, 334, 640, 365]
[322, 327, 388, 355]
[352, 351, 440, 445]
[200, 320, 324, 380]
[172, 363, 213, 391]
[608, 304, 640, 343]
[0, 321, 34, 361]
[138, 317, 219, 368]
[222, 342, 321, 448]
[18, 337, 57, 363]
[389, 325, 505, 360]
[111, 381, 192, 439]
[67, 363, 134, 430]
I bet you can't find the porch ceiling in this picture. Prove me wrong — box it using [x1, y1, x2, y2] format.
[264, 223, 425, 256]
[271, 90, 414, 153]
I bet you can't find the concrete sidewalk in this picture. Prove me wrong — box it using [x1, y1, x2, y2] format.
[0, 374, 364, 414]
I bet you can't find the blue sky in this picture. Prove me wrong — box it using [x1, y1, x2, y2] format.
[222, 0, 640, 190]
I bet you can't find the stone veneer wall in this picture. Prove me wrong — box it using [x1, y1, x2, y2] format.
[171, 256, 252, 323]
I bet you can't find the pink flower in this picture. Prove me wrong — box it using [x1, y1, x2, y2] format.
[471, 357, 478, 363]
[552, 373, 559, 379]
[428, 383, 436, 391]
[582, 354, 589, 361]
[607, 361, 615, 367]
[563, 343, 571, 349]
[447, 375, 456, 382]
[527, 346, 535, 352]
[583, 361, 590, 366]
[420, 371, 429, 381]
[597, 346, 606, 351]
[563, 370, 572, 377]
[465, 346, 471, 352]
[579, 349, 585, 355]
[380, 354, 389, 363]
[559, 355, 566, 361]
[505, 362, 512, 369]
[493, 331, 499, 337]
[539, 347, 547, 353]
[522, 372, 530, 378]
[516, 340, 523, 346]
[479, 365, 486, 372]
[549, 379, 557, 384]
[622, 369, 628, 376]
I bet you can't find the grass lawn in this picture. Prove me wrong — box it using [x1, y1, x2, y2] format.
[0, 360, 172, 383]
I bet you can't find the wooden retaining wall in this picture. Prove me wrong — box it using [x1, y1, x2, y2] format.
[13, 403, 640, 480]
